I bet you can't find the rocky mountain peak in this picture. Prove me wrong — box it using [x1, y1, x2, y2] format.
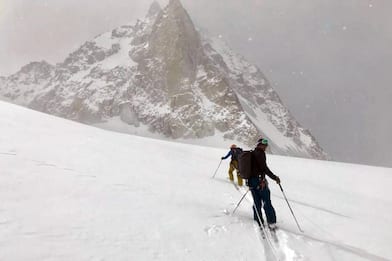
[10, 60, 55, 83]
[19, 60, 53, 74]
[149, 0, 202, 90]
[168, 0, 183, 8]
[146, 1, 162, 18]
[0, 0, 328, 160]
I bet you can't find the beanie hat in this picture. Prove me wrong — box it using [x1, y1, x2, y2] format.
[230, 144, 237, 149]
[256, 138, 268, 146]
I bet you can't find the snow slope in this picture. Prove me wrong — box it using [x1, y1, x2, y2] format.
[1, 101, 391, 261]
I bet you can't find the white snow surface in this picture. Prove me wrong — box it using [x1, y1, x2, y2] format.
[1, 101, 391, 261]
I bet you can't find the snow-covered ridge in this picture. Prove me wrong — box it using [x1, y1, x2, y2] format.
[0, 0, 326, 160]
[1, 100, 391, 261]
[202, 35, 325, 158]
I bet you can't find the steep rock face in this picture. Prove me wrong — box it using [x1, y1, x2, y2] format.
[132, 0, 259, 142]
[0, 61, 55, 104]
[149, 0, 202, 86]
[146, 1, 162, 18]
[0, 0, 327, 159]
[203, 37, 326, 158]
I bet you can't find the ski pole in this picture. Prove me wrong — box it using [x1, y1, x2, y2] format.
[211, 159, 222, 178]
[279, 183, 304, 233]
[231, 189, 249, 215]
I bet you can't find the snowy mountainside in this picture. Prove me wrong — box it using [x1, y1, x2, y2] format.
[0, 0, 326, 160]
[0, 101, 391, 261]
[203, 36, 325, 157]
[0, 61, 55, 104]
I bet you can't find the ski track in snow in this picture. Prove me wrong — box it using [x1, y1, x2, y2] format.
[218, 178, 292, 261]
[219, 177, 388, 261]
[0, 151, 17, 156]
[271, 193, 351, 219]
[277, 227, 390, 261]
[1, 149, 390, 261]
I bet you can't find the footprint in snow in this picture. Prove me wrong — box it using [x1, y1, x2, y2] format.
[204, 225, 227, 236]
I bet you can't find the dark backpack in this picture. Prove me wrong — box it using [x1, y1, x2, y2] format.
[238, 150, 254, 179]
[231, 147, 243, 161]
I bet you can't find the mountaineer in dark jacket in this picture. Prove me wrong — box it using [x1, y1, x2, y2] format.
[221, 144, 243, 186]
[248, 138, 280, 228]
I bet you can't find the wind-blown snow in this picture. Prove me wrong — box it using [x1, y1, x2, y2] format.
[1, 101, 391, 261]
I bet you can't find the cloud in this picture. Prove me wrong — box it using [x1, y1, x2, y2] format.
[0, 0, 155, 75]
[0, 0, 4, 17]
[0, 0, 391, 167]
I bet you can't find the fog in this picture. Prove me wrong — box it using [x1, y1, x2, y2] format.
[1, 0, 391, 167]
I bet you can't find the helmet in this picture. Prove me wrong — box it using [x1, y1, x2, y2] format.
[230, 144, 237, 149]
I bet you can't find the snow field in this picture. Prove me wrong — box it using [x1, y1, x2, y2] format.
[1, 101, 391, 261]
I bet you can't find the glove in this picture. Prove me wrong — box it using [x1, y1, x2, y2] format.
[275, 176, 281, 184]
[259, 179, 266, 189]
[221, 157, 224, 160]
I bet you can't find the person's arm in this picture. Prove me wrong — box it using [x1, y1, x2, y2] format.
[221, 151, 231, 160]
[261, 152, 280, 184]
[265, 166, 280, 183]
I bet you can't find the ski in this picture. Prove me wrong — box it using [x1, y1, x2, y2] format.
[268, 224, 278, 231]
[268, 226, 279, 244]
[259, 226, 266, 239]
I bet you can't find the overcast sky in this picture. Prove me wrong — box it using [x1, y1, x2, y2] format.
[1, 0, 391, 167]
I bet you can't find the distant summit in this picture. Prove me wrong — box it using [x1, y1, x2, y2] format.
[0, 0, 327, 160]
[146, 1, 162, 18]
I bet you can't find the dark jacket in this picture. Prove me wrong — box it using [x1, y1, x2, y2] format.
[248, 148, 278, 189]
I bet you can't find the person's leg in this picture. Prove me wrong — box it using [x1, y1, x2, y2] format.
[251, 189, 264, 226]
[261, 187, 277, 224]
[228, 161, 235, 181]
[232, 160, 243, 186]
[237, 175, 243, 186]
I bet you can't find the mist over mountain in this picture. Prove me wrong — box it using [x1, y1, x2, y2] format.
[182, 0, 392, 167]
[0, 0, 327, 160]
[1, 0, 391, 167]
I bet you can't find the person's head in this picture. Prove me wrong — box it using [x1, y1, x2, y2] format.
[230, 144, 237, 150]
[256, 138, 268, 151]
